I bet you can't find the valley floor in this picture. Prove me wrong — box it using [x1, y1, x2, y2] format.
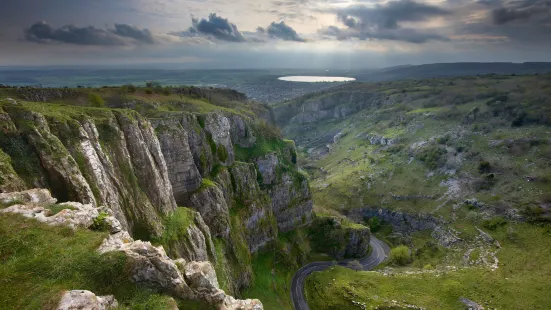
[305, 222, 551, 309]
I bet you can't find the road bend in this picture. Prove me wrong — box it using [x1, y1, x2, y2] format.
[291, 236, 390, 310]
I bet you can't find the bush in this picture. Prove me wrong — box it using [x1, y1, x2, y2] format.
[483, 217, 507, 230]
[478, 161, 491, 174]
[91, 211, 110, 231]
[416, 145, 447, 170]
[390, 245, 411, 265]
[217, 144, 228, 163]
[88, 93, 105, 107]
[367, 216, 380, 232]
[122, 84, 136, 93]
[145, 88, 153, 95]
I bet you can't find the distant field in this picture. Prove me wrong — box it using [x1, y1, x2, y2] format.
[0, 68, 352, 104]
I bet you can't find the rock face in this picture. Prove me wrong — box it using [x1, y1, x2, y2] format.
[0, 149, 25, 193]
[163, 209, 216, 263]
[1, 106, 177, 238]
[1, 102, 313, 300]
[155, 120, 202, 205]
[57, 290, 118, 310]
[274, 91, 386, 125]
[189, 185, 231, 238]
[256, 153, 278, 185]
[349, 207, 442, 233]
[309, 216, 371, 260]
[365, 133, 398, 146]
[269, 173, 313, 233]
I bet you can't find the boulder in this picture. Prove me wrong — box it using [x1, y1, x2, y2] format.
[0, 188, 56, 207]
[0, 199, 120, 232]
[459, 297, 484, 310]
[57, 290, 118, 310]
[222, 296, 263, 310]
[183, 261, 225, 304]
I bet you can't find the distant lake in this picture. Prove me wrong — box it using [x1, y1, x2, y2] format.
[278, 76, 356, 82]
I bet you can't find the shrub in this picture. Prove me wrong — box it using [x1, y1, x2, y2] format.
[91, 211, 110, 231]
[367, 216, 380, 232]
[145, 88, 153, 95]
[122, 84, 136, 93]
[416, 145, 447, 170]
[478, 161, 491, 174]
[390, 245, 411, 265]
[88, 93, 105, 107]
[483, 217, 507, 230]
[217, 144, 228, 163]
[437, 135, 451, 145]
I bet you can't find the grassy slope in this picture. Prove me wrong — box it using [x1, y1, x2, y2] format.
[0, 213, 187, 310]
[273, 74, 551, 309]
[306, 223, 551, 309]
[281, 75, 551, 219]
[0, 85, 270, 120]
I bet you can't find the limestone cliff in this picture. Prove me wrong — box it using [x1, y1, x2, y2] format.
[309, 215, 371, 260]
[0, 96, 313, 297]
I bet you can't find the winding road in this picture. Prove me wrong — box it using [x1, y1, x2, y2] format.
[291, 236, 390, 310]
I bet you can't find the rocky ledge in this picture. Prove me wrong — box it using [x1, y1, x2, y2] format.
[1, 189, 263, 310]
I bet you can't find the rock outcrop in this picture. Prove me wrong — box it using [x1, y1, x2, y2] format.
[1, 101, 313, 300]
[309, 216, 371, 259]
[57, 290, 118, 310]
[2, 189, 263, 310]
[349, 207, 442, 233]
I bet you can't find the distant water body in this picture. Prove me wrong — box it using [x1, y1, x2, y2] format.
[278, 76, 356, 82]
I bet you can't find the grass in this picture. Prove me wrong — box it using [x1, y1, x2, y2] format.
[153, 207, 196, 255]
[305, 223, 551, 309]
[0, 213, 187, 310]
[45, 203, 78, 215]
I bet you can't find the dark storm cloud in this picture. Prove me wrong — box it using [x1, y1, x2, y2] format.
[321, 0, 450, 43]
[266, 21, 305, 42]
[491, 0, 551, 24]
[24, 21, 155, 45]
[334, 1, 450, 30]
[190, 13, 246, 42]
[321, 26, 448, 43]
[112, 24, 155, 44]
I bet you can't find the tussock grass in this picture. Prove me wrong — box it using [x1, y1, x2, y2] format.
[0, 213, 187, 310]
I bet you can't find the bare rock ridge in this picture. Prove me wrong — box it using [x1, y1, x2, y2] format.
[1, 189, 262, 310]
[0, 103, 313, 297]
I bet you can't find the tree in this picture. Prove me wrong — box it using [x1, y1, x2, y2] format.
[367, 216, 380, 232]
[390, 245, 411, 266]
[88, 93, 105, 107]
[478, 161, 491, 174]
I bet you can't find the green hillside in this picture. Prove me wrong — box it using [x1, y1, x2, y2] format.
[275, 74, 551, 309]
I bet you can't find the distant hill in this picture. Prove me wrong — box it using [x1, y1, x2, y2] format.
[353, 62, 551, 82]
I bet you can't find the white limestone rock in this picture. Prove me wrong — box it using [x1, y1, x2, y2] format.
[0, 188, 57, 207]
[57, 290, 118, 310]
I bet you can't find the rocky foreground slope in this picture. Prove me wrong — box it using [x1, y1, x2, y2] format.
[0, 188, 261, 309]
[0, 87, 315, 306]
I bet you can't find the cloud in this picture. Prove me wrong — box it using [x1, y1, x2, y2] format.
[334, 1, 450, 30]
[266, 21, 306, 42]
[321, 26, 448, 43]
[321, 0, 450, 43]
[190, 13, 246, 42]
[491, 0, 551, 24]
[112, 24, 155, 44]
[24, 21, 156, 45]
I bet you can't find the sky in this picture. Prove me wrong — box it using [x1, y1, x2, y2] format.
[1, 0, 550, 69]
